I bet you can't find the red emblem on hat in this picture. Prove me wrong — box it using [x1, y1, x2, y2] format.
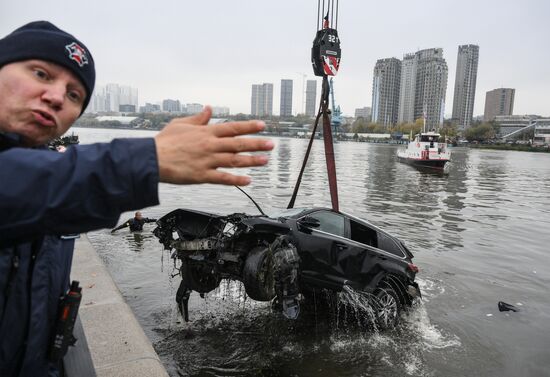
[65, 42, 89, 67]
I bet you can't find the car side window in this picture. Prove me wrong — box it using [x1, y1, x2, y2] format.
[308, 211, 345, 238]
[377, 232, 404, 257]
[350, 220, 378, 248]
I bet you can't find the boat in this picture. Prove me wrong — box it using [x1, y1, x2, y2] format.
[59, 132, 79, 146]
[48, 132, 79, 150]
[397, 130, 451, 170]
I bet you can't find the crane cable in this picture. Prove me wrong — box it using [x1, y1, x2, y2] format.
[288, 0, 340, 212]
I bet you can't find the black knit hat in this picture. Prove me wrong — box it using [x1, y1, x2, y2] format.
[0, 21, 95, 114]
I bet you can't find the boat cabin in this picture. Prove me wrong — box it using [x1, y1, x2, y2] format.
[417, 132, 441, 143]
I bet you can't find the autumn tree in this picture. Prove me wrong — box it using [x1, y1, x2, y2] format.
[351, 117, 369, 133]
[464, 123, 496, 142]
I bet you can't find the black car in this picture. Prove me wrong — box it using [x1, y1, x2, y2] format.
[153, 207, 421, 329]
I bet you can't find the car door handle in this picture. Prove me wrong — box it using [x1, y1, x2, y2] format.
[336, 243, 348, 251]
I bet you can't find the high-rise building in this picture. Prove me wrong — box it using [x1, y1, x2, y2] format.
[139, 103, 160, 113]
[305, 80, 317, 117]
[212, 106, 230, 116]
[162, 99, 181, 112]
[251, 83, 273, 116]
[119, 104, 136, 113]
[89, 87, 107, 113]
[186, 103, 204, 114]
[398, 53, 417, 123]
[251, 85, 260, 116]
[89, 84, 138, 113]
[452, 44, 479, 130]
[280, 79, 293, 117]
[484, 88, 515, 122]
[413, 48, 448, 130]
[371, 58, 401, 127]
[355, 107, 372, 120]
[119, 86, 139, 110]
[105, 84, 120, 113]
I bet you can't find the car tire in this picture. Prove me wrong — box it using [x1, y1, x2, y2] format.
[182, 261, 221, 293]
[243, 247, 276, 301]
[374, 285, 401, 330]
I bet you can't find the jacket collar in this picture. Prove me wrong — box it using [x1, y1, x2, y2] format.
[0, 132, 24, 151]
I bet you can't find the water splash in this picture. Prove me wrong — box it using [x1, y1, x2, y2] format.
[336, 285, 379, 330]
[403, 302, 461, 350]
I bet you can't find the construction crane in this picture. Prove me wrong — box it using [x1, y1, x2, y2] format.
[329, 77, 342, 135]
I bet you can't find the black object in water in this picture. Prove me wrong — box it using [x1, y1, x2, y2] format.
[498, 301, 519, 312]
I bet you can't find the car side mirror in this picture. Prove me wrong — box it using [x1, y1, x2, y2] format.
[297, 216, 321, 230]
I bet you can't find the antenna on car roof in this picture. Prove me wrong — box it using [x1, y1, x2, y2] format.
[234, 186, 267, 216]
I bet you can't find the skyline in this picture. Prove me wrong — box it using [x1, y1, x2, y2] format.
[1, 0, 549, 117]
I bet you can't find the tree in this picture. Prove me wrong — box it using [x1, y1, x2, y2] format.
[233, 113, 252, 121]
[439, 123, 458, 140]
[465, 123, 496, 142]
[395, 121, 422, 139]
[366, 123, 385, 133]
[351, 117, 369, 133]
[414, 117, 425, 131]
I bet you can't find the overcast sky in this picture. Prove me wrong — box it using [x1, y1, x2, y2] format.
[2, 0, 549, 117]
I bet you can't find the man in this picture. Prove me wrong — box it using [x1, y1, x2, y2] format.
[111, 211, 157, 232]
[0, 21, 273, 377]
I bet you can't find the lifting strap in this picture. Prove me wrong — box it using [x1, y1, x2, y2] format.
[287, 77, 339, 212]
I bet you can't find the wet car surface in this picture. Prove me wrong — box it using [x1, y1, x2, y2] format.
[153, 207, 421, 329]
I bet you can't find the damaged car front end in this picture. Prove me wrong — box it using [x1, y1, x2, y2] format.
[154, 209, 302, 320]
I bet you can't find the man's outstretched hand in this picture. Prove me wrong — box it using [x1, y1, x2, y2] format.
[154, 106, 274, 186]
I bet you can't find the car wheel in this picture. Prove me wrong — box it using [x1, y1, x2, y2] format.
[183, 261, 221, 293]
[243, 247, 276, 301]
[374, 286, 401, 330]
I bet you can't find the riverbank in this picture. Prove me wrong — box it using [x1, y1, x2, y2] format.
[71, 235, 169, 377]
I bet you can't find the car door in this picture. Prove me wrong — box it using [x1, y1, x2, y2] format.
[296, 210, 368, 287]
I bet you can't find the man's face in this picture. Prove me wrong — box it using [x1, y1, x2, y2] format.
[0, 60, 86, 146]
[135, 212, 143, 220]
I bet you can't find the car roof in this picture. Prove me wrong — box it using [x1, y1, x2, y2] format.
[272, 207, 331, 219]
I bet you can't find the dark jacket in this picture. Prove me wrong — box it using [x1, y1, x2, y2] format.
[0, 136, 159, 377]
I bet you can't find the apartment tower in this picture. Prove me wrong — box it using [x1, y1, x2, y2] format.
[452, 44, 480, 130]
[371, 58, 402, 127]
[398, 53, 417, 123]
[413, 48, 448, 130]
[280, 79, 293, 117]
[305, 80, 317, 117]
[251, 83, 274, 116]
[484, 88, 515, 122]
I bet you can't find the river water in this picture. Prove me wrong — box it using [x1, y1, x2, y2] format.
[75, 127, 550, 377]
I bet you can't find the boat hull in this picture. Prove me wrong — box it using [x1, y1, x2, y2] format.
[397, 155, 448, 170]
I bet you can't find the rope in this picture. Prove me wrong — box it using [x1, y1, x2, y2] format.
[322, 0, 325, 28]
[287, 77, 339, 212]
[336, 0, 339, 29]
[287, 97, 324, 209]
[317, 0, 321, 30]
[331, 0, 334, 27]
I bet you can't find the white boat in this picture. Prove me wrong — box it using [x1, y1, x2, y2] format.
[397, 131, 451, 170]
